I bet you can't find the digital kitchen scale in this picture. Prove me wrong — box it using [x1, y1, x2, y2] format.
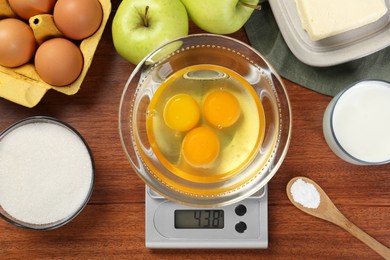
[145, 185, 268, 249]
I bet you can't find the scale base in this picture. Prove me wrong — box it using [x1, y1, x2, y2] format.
[145, 186, 268, 249]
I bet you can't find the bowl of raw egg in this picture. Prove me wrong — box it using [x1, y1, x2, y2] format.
[0, 0, 111, 108]
[119, 34, 292, 207]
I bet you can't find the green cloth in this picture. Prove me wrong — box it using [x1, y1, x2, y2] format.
[244, 3, 390, 96]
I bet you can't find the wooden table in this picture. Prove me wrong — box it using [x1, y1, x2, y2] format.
[1, 2, 389, 259]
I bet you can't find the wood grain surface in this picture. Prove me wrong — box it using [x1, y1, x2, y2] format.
[0, 1, 389, 259]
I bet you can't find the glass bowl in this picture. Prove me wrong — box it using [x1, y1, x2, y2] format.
[0, 116, 94, 230]
[119, 34, 292, 207]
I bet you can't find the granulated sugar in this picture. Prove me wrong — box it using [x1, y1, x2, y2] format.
[0, 121, 93, 225]
[290, 178, 320, 209]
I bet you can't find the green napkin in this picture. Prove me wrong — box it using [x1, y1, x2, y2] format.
[244, 3, 390, 96]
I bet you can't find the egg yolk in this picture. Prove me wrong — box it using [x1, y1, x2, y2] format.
[163, 94, 200, 132]
[182, 126, 220, 167]
[203, 90, 241, 128]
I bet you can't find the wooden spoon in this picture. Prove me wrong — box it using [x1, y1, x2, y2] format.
[286, 176, 390, 259]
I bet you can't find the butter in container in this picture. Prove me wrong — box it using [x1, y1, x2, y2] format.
[295, 0, 388, 41]
[0, 0, 112, 108]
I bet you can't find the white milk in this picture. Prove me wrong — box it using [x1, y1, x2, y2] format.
[323, 80, 390, 164]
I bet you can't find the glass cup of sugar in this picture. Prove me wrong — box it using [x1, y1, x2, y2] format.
[0, 116, 94, 230]
[323, 79, 390, 165]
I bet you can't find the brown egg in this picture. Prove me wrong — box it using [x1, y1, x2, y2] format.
[8, 0, 57, 20]
[35, 38, 83, 86]
[53, 0, 103, 40]
[0, 18, 37, 68]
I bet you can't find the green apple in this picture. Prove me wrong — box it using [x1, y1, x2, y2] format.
[112, 0, 188, 65]
[180, 0, 259, 34]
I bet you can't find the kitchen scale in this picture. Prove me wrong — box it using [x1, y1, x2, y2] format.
[118, 34, 292, 250]
[145, 185, 268, 249]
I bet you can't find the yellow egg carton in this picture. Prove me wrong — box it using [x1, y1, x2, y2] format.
[0, 0, 111, 108]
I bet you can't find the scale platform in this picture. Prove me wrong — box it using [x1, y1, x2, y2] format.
[145, 185, 268, 249]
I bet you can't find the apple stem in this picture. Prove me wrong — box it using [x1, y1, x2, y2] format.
[238, 1, 262, 10]
[143, 6, 149, 27]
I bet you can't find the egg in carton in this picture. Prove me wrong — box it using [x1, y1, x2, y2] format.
[0, 0, 111, 108]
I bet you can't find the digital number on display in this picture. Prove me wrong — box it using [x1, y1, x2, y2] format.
[174, 210, 224, 229]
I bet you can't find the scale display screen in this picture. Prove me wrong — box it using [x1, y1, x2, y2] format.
[174, 210, 224, 229]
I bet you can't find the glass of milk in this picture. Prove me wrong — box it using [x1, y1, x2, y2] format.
[0, 116, 94, 230]
[323, 80, 390, 165]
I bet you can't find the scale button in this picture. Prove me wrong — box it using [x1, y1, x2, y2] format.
[235, 221, 247, 233]
[235, 204, 247, 216]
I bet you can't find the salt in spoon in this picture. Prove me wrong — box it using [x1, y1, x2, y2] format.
[286, 176, 390, 259]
